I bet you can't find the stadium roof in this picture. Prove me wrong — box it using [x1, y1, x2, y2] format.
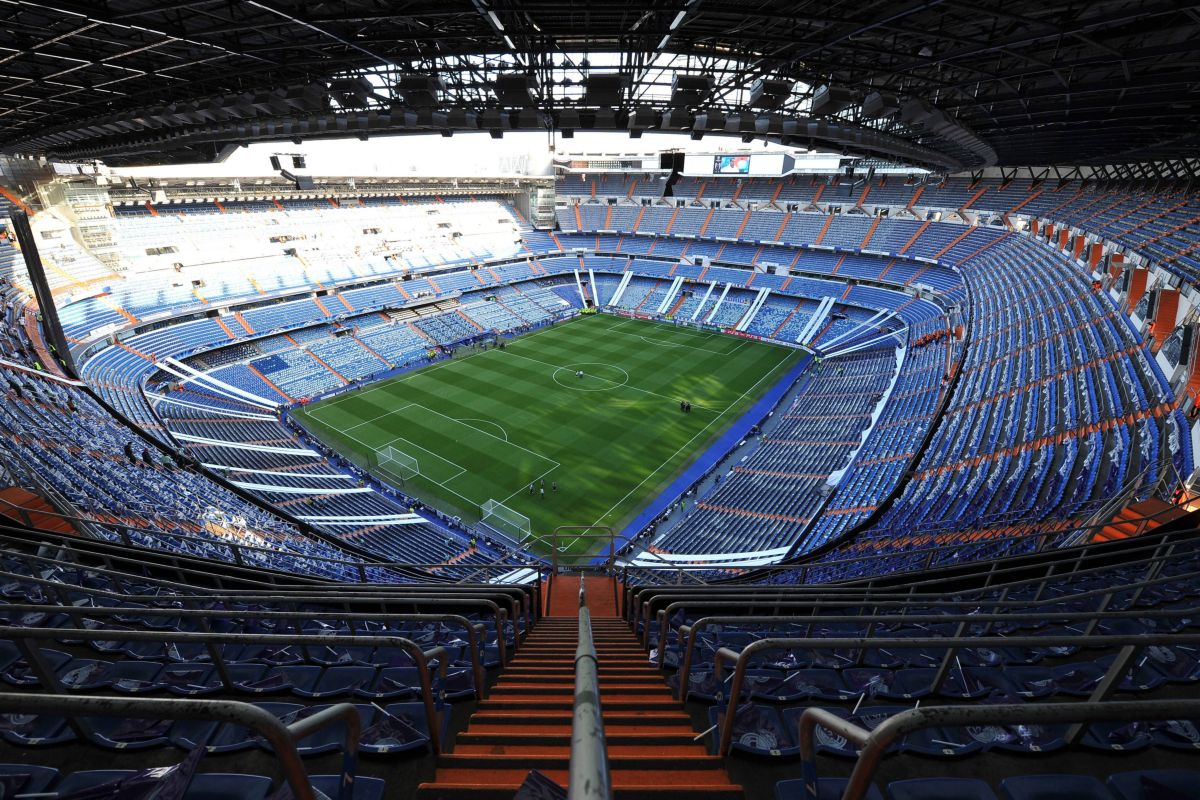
[1, 0, 1197, 171]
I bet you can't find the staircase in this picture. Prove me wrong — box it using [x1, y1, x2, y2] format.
[418, 576, 743, 799]
[0, 487, 78, 535]
[1092, 498, 1192, 542]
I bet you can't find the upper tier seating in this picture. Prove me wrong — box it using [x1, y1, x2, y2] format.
[555, 173, 668, 199]
[562, 205, 1182, 565]
[51, 199, 525, 341]
[6, 193, 1186, 577]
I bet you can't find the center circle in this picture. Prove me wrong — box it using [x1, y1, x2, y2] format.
[552, 362, 630, 392]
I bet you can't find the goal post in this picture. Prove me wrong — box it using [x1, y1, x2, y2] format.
[376, 445, 419, 481]
[479, 498, 532, 546]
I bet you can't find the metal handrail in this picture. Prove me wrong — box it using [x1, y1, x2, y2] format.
[647, 556, 1200, 656]
[798, 700, 1200, 800]
[569, 576, 612, 800]
[624, 522, 1191, 615]
[619, 504, 1195, 589]
[4, 603, 490, 701]
[1067, 461, 1158, 546]
[627, 527, 1190, 631]
[675, 604, 1199, 701]
[1, 563, 516, 665]
[1, 551, 534, 639]
[3, 625, 449, 754]
[712, 633, 1200, 756]
[1, 583, 529, 655]
[0, 692, 362, 800]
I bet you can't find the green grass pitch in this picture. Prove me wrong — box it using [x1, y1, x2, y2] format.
[294, 313, 803, 557]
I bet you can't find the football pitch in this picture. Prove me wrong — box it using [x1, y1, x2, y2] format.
[294, 313, 803, 557]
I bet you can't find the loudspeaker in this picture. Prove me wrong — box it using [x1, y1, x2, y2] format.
[585, 75, 626, 106]
[811, 84, 854, 116]
[748, 78, 792, 109]
[862, 91, 900, 118]
[292, 156, 306, 169]
[670, 74, 713, 106]
[493, 74, 537, 107]
[1145, 288, 1160, 319]
[1180, 324, 1195, 365]
[269, 155, 282, 170]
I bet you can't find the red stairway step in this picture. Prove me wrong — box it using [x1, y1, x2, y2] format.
[437, 754, 728, 770]
[518, 644, 642, 650]
[426, 594, 743, 799]
[430, 769, 732, 787]
[477, 697, 679, 711]
[472, 709, 690, 722]
[519, 646, 643, 653]
[456, 732, 705, 748]
[417, 783, 745, 800]
[484, 683, 671, 694]
[465, 719, 697, 735]
[493, 683, 665, 694]
[454, 742, 706, 757]
[432, 757, 733, 786]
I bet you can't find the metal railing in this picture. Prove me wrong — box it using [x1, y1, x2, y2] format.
[798, 700, 1200, 800]
[675, 602, 1199, 701]
[651, 538, 1196, 674]
[649, 553, 1200, 662]
[0, 579, 529, 661]
[711, 633, 1200, 757]
[618, 500, 1196, 591]
[0, 527, 539, 638]
[0, 560, 518, 666]
[0, 693, 361, 800]
[4, 602, 491, 701]
[569, 576, 612, 800]
[3, 625, 449, 754]
[626, 526, 1192, 635]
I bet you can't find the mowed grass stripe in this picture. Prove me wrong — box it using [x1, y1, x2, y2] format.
[506, 318, 761, 410]
[296, 314, 804, 555]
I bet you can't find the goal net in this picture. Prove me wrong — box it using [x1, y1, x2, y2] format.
[479, 498, 532, 546]
[376, 445, 419, 481]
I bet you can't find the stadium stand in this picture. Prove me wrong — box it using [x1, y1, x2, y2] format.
[6, 192, 1173, 581]
[0, 3, 1198, 791]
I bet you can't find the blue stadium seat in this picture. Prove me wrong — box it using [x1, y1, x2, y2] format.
[0, 711, 76, 746]
[1001, 775, 1117, 800]
[0, 763, 59, 796]
[311, 774, 387, 800]
[707, 703, 798, 757]
[776, 777, 884, 800]
[184, 773, 273, 800]
[54, 770, 138, 795]
[1107, 769, 1200, 800]
[888, 778, 999, 800]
